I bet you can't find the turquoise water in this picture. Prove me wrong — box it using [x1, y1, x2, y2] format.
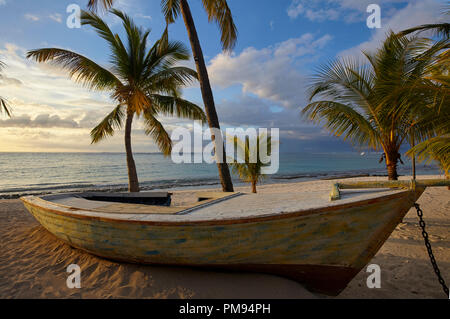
[0, 152, 440, 198]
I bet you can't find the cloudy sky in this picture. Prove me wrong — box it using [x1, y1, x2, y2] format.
[0, 0, 446, 152]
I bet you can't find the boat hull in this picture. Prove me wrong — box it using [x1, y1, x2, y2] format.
[21, 189, 423, 296]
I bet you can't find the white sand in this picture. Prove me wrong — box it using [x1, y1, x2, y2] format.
[0, 175, 448, 299]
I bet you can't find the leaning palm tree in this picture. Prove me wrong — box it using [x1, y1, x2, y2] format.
[301, 33, 447, 180]
[0, 60, 12, 117]
[228, 133, 273, 194]
[87, 0, 236, 192]
[27, 9, 205, 192]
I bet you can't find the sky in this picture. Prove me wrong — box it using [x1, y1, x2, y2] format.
[0, 0, 447, 153]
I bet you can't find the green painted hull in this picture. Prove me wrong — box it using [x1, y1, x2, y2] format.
[21, 189, 423, 295]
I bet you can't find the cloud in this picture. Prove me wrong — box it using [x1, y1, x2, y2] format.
[213, 94, 353, 152]
[288, 1, 340, 22]
[339, 0, 444, 58]
[0, 114, 79, 128]
[208, 33, 332, 108]
[135, 13, 152, 21]
[24, 14, 40, 22]
[0, 0, 6, 6]
[287, 0, 409, 23]
[49, 13, 62, 23]
[0, 75, 22, 86]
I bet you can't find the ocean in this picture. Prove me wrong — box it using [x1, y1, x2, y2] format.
[0, 152, 442, 198]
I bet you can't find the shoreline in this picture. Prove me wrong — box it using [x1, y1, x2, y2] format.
[0, 175, 448, 299]
[1, 169, 444, 199]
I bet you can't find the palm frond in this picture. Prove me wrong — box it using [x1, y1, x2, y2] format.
[407, 135, 450, 171]
[161, 0, 182, 24]
[201, 0, 238, 50]
[150, 94, 206, 121]
[0, 97, 11, 117]
[0, 59, 12, 117]
[27, 48, 122, 91]
[80, 10, 129, 71]
[144, 66, 198, 92]
[90, 104, 125, 144]
[302, 101, 379, 148]
[142, 109, 172, 156]
[87, 0, 115, 11]
[399, 23, 450, 39]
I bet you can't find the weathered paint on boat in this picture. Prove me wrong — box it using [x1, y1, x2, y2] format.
[21, 188, 424, 295]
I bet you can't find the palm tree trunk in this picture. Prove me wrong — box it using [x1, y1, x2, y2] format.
[251, 180, 257, 194]
[445, 169, 449, 191]
[179, 0, 234, 193]
[386, 153, 399, 181]
[411, 134, 416, 180]
[125, 109, 140, 193]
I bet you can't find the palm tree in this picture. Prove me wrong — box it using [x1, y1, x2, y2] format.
[87, 0, 236, 192]
[399, 7, 450, 180]
[27, 9, 205, 192]
[301, 33, 447, 180]
[228, 133, 273, 194]
[0, 60, 12, 117]
[407, 135, 450, 189]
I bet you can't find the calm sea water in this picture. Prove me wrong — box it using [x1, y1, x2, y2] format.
[0, 152, 441, 198]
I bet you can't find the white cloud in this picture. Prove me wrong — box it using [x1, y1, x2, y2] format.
[287, 0, 410, 23]
[339, 0, 444, 58]
[0, 114, 80, 128]
[49, 13, 62, 23]
[135, 13, 152, 21]
[208, 33, 332, 108]
[0, 0, 6, 6]
[24, 14, 40, 22]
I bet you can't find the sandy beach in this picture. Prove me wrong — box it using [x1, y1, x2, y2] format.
[0, 176, 448, 299]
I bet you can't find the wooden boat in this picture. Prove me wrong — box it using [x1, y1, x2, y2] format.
[20, 179, 449, 295]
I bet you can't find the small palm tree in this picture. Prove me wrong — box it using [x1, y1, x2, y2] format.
[228, 133, 273, 194]
[0, 60, 12, 117]
[301, 33, 446, 180]
[27, 9, 206, 192]
[87, 0, 237, 192]
[407, 135, 450, 189]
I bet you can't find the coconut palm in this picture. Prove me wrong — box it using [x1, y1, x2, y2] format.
[407, 134, 450, 190]
[399, 7, 450, 179]
[0, 60, 12, 117]
[228, 133, 273, 194]
[407, 135, 449, 175]
[302, 33, 447, 180]
[27, 9, 205, 192]
[87, 0, 237, 192]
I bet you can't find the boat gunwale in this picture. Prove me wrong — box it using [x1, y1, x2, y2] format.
[20, 189, 417, 227]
